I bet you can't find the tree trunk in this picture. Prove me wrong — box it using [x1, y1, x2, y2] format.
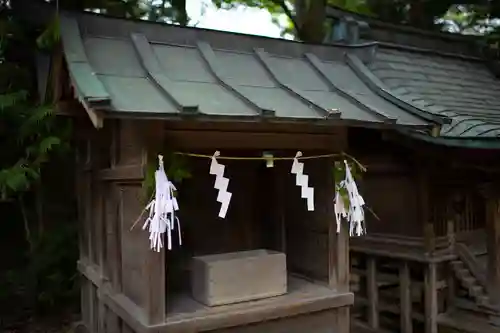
[294, 0, 327, 43]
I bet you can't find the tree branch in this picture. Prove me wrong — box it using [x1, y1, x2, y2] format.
[273, 0, 303, 38]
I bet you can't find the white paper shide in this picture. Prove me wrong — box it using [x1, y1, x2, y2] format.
[143, 155, 182, 252]
[291, 151, 315, 211]
[334, 160, 365, 236]
[210, 151, 232, 218]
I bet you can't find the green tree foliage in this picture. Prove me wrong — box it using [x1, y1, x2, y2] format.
[0, 3, 78, 326]
[47, 0, 190, 25]
[23, 0, 500, 42]
[212, 0, 500, 42]
[0, 12, 70, 201]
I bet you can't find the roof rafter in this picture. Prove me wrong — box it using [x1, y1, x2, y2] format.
[304, 53, 396, 123]
[253, 48, 340, 119]
[196, 41, 275, 118]
[130, 33, 199, 114]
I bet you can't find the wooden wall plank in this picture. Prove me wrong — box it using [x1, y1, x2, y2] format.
[284, 157, 333, 282]
[105, 185, 122, 291]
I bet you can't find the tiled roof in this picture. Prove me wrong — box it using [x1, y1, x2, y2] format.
[59, 12, 430, 128]
[368, 47, 500, 138]
[327, 5, 500, 140]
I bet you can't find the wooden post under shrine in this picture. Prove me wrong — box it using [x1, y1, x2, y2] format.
[485, 195, 500, 305]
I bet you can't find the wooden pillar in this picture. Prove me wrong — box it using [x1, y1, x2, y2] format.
[336, 222, 350, 333]
[327, 216, 350, 293]
[446, 219, 456, 306]
[366, 257, 379, 329]
[424, 263, 438, 333]
[485, 196, 500, 305]
[326, 164, 350, 333]
[324, 148, 351, 333]
[115, 119, 166, 326]
[400, 262, 412, 333]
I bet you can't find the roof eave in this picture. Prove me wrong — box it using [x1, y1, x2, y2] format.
[397, 128, 500, 150]
[98, 108, 432, 131]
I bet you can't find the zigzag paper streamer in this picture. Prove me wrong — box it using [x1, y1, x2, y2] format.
[334, 160, 365, 236]
[210, 151, 232, 218]
[142, 155, 182, 252]
[291, 151, 315, 211]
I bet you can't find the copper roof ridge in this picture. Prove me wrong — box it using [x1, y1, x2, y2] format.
[326, 5, 479, 43]
[376, 41, 484, 62]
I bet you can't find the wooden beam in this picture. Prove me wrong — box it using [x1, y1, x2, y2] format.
[164, 129, 341, 151]
[81, 99, 104, 129]
[98, 165, 144, 182]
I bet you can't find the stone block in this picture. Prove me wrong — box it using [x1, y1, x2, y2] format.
[191, 249, 287, 306]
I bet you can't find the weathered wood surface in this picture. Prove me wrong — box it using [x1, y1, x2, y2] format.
[75, 117, 353, 333]
[455, 242, 487, 288]
[166, 276, 352, 333]
[213, 309, 337, 333]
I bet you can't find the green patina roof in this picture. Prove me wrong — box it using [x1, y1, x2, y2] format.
[368, 47, 500, 139]
[57, 11, 434, 129]
[42, 5, 500, 148]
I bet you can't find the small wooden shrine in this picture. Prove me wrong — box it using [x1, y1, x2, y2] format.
[28, 5, 435, 332]
[28, 1, 500, 332]
[326, 5, 500, 333]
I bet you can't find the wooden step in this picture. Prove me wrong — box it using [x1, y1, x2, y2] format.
[453, 297, 500, 317]
[438, 309, 500, 333]
[469, 285, 484, 298]
[450, 259, 490, 309]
